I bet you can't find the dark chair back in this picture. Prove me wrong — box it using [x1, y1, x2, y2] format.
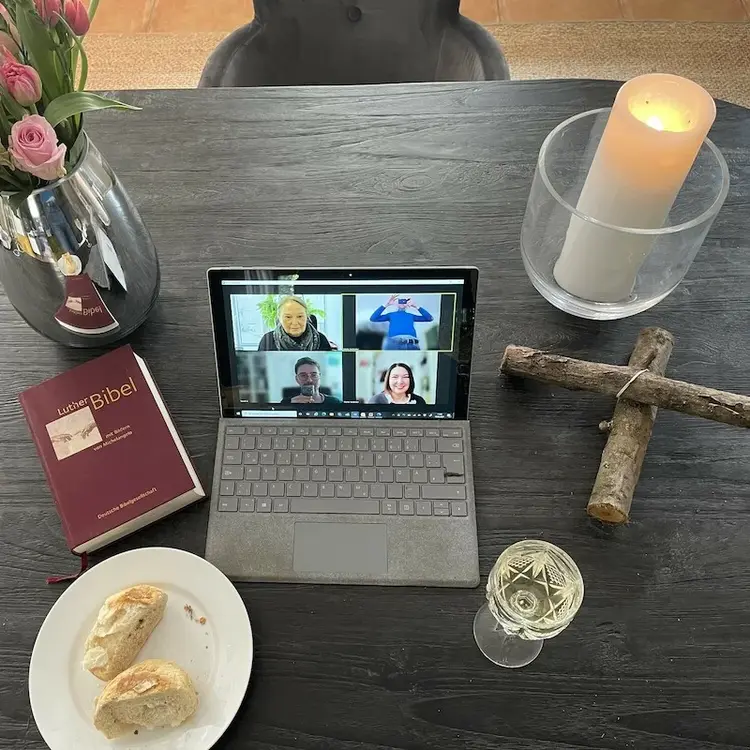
[200, 0, 509, 87]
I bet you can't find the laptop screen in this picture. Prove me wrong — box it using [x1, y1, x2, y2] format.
[208, 268, 477, 420]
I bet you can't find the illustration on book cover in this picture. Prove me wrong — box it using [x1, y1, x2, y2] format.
[45, 406, 103, 460]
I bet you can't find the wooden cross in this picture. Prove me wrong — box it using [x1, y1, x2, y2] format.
[499, 327, 750, 524]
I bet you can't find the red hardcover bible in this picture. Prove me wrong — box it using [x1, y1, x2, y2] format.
[19, 345, 205, 554]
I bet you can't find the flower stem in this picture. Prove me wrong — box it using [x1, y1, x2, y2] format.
[88, 0, 102, 23]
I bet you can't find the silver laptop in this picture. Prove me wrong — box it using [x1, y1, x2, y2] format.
[205, 267, 479, 586]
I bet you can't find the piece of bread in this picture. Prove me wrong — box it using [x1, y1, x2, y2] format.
[93, 659, 198, 740]
[83, 585, 168, 681]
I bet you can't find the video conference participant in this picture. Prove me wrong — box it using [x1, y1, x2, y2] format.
[369, 295, 434, 351]
[280, 357, 343, 405]
[368, 362, 427, 405]
[258, 295, 333, 351]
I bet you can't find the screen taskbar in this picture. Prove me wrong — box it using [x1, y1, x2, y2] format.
[236, 409, 455, 419]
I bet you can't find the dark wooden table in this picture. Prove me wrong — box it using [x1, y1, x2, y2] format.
[2, 80, 750, 750]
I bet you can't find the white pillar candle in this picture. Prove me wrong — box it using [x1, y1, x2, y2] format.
[553, 74, 716, 303]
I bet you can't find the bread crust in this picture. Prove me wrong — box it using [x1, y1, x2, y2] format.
[83, 585, 168, 681]
[93, 659, 198, 740]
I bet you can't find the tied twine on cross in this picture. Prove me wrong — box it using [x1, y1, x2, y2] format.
[499, 327, 750, 524]
[615, 369, 649, 400]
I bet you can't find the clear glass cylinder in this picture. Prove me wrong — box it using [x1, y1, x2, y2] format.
[520, 108, 730, 320]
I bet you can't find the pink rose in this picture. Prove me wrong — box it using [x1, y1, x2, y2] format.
[34, 0, 61, 25]
[9, 115, 67, 181]
[63, 0, 88, 35]
[0, 4, 21, 46]
[0, 30, 19, 58]
[0, 52, 42, 106]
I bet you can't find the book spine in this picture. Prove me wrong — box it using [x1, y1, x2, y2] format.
[134, 354, 204, 497]
[18, 392, 75, 551]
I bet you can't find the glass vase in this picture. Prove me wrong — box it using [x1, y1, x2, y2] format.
[520, 108, 730, 320]
[0, 133, 160, 347]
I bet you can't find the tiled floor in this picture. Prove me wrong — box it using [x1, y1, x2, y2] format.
[91, 0, 750, 33]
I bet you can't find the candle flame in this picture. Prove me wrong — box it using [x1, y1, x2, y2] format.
[646, 115, 665, 131]
[629, 101, 692, 133]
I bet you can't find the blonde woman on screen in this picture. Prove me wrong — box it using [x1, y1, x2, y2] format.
[257, 295, 333, 351]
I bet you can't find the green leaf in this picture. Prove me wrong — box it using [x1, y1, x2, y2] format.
[75, 38, 87, 92]
[54, 14, 88, 91]
[2, 91, 28, 122]
[43, 92, 140, 127]
[15, 5, 63, 102]
[0, 102, 10, 140]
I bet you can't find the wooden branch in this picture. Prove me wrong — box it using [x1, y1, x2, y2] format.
[586, 328, 674, 524]
[500, 346, 750, 429]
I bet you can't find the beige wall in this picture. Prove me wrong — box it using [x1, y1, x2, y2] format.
[89, 0, 750, 34]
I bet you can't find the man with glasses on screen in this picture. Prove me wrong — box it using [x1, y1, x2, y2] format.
[280, 357, 343, 405]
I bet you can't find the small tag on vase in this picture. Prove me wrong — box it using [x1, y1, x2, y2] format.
[93, 222, 127, 292]
[84, 242, 111, 290]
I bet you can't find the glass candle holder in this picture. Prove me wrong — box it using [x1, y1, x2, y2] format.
[520, 108, 729, 320]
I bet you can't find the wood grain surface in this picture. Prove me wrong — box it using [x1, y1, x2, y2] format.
[1, 80, 749, 750]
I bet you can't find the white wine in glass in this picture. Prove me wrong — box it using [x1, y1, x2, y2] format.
[473, 540, 584, 668]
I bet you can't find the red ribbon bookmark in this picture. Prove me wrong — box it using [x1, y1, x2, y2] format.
[46, 552, 89, 584]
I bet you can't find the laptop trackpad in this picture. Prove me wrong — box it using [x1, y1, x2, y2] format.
[293, 522, 387, 575]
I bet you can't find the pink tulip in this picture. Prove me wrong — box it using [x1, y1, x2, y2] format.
[0, 52, 42, 106]
[0, 4, 21, 46]
[63, 0, 89, 35]
[0, 30, 19, 58]
[34, 0, 61, 26]
[9, 115, 67, 181]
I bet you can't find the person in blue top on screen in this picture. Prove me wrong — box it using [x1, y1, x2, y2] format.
[369, 294, 434, 350]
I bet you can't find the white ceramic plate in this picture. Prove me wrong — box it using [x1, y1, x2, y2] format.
[29, 547, 253, 750]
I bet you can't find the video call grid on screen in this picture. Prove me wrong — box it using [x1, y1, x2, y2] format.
[228, 291, 457, 353]
[211, 273, 473, 420]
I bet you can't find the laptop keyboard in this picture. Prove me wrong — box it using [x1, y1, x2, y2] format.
[217, 424, 469, 518]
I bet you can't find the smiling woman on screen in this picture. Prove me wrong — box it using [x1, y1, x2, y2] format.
[368, 362, 426, 405]
[257, 296, 333, 351]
